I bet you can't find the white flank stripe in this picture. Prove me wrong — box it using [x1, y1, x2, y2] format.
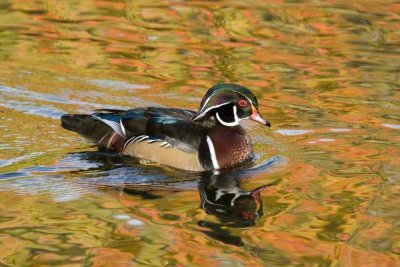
[124, 136, 136, 148]
[160, 141, 172, 148]
[124, 135, 148, 148]
[137, 135, 149, 142]
[206, 136, 219, 170]
[132, 135, 145, 142]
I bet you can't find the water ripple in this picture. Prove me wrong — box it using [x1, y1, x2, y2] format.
[0, 84, 129, 112]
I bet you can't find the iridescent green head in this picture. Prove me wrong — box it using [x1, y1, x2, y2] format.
[194, 83, 271, 127]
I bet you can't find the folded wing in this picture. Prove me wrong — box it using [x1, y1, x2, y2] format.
[61, 107, 205, 153]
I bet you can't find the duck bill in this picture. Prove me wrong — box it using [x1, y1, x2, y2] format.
[250, 107, 271, 127]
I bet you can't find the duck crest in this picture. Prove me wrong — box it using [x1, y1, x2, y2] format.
[207, 125, 253, 169]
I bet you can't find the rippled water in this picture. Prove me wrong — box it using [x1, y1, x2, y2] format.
[1, 0, 399, 265]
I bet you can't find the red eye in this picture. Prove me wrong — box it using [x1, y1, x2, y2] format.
[238, 99, 248, 107]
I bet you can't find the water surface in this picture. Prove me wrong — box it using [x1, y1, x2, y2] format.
[0, 0, 400, 266]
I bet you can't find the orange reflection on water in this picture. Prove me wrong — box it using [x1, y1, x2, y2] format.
[0, 0, 399, 265]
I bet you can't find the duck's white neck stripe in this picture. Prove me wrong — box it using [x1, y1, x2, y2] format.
[206, 136, 219, 170]
[216, 105, 240, 126]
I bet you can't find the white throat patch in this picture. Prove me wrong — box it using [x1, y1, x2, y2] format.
[216, 105, 240, 126]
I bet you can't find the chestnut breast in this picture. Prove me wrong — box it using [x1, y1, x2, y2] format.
[208, 126, 253, 169]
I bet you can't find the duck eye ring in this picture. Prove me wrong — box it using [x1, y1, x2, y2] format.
[238, 99, 248, 107]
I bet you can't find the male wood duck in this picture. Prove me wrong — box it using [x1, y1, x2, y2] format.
[61, 83, 271, 172]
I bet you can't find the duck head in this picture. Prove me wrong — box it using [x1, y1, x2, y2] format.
[193, 83, 271, 127]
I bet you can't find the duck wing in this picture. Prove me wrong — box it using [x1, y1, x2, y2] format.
[61, 107, 205, 153]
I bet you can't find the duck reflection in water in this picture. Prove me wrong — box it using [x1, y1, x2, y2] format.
[119, 170, 271, 247]
[197, 171, 272, 246]
[67, 151, 279, 246]
[199, 174, 269, 227]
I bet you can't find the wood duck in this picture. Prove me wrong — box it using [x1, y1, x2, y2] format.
[61, 83, 271, 172]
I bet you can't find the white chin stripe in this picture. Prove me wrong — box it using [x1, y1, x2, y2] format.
[216, 105, 240, 126]
[206, 136, 219, 170]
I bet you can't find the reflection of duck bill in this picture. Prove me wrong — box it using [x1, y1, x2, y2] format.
[250, 183, 270, 213]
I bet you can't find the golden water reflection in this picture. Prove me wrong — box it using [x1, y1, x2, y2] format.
[0, 0, 400, 265]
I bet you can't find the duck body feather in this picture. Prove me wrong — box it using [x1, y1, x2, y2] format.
[61, 107, 217, 171]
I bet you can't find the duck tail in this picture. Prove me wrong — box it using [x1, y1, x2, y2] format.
[61, 114, 89, 132]
[61, 114, 125, 151]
